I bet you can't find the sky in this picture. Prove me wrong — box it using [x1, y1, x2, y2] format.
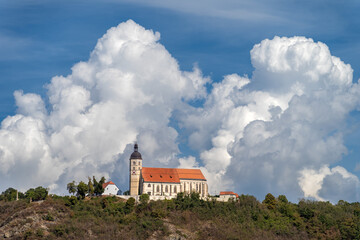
[0, 0, 360, 203]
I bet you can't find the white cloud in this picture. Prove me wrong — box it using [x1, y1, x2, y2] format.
[183, 36, 360, 202]
[0, 20, 209, 193]
[178, 156, 198, 169]
[299, 166, 360, 202]
[0, 21, 359, 203]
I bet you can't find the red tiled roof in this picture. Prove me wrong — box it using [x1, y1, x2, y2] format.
[142, 167, 206, 183]
[176, 168, 206, 180]
[102, 181, 115, 189]
[220, 191, 239, 198]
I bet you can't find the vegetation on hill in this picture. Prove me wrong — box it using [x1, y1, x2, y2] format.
[0, 190, 359, 239]
[0, 186, 48, 202]
[66, 176, 106, 199]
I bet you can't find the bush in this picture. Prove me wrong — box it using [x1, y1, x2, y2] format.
[52, 225, 68, 237]
[36, 228, 44, 237]
[125, 197, 135, 214]
[43, 213, 55, 221]
[139, 194, 150, 205]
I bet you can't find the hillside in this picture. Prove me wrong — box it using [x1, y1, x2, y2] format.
[0, 193, 359, 239]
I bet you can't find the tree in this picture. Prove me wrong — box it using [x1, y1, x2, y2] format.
[25, 186, 48, 201]
[67, 181, 77, 196]
[77, 181, 88, 199]
[87, 177, 94, 196]
[98, 176, 106, 195]
[278, 195, 288, 204]
[0, 188, 25, 201]
[93, 176, 105, 196]
[263, 193, 277, 210]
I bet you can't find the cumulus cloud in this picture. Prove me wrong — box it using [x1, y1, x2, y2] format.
[299, 166, 360, 202]
[0, 20, 209, 193]
[184, 36, 360, 202]
[0, 21, 359, 203]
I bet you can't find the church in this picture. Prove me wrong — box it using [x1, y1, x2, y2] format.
[129, 144, 208, 198]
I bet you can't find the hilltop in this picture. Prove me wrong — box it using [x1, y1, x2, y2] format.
[0, 193, 359, 239]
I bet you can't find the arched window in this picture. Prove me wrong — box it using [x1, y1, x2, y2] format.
[133, 161, 135, 165]
[174, 186, 177, 193]
[196, 183, 198, 191]
[133, 167, 135, 170]
[165, 186, 168, 192]
[156, 185, 160, 192]
[148, 184, 151, 187]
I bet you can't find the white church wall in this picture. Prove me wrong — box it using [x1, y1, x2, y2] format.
[142, 182, 180, 196]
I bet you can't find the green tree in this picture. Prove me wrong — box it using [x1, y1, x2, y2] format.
[99, 177, 106, 194]
[263, 193, 277, 210]
[67, 181, 77, 195]
[93, 176, 105, 196]
[277, 195, 288, 203]
[87, 177, 94, 196]
[25, 186, 48, 201]
[77, 181, 88, 199]
[0, 188, 25, 201]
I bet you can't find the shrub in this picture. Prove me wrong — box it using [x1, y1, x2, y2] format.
[52, 225, 68, 237]
[140, 194, 150, 205]
[43, 213, 55, 221]
[36, 228, 44, 237]
[125, 197, 135, 214]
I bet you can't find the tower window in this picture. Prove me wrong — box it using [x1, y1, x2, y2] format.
[133, 161, 135, 165]
[133, 167, 135, 170]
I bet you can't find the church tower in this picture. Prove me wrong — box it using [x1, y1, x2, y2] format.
[129, 143, 142, 195]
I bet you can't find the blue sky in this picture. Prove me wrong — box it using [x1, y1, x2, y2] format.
[1, 0, 360, 202]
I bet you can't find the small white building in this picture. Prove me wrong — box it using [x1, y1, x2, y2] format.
[217, 191, 239, 202]
[102, 181, 119, 196]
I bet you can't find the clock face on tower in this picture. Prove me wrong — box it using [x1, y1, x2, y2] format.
[132, 171, 136, 175]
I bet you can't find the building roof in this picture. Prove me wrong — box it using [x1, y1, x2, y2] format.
[102, 181, 116, 189]
[220, 191, 239, 198]
[176, 169, 206, 180]
[130, 143, 142, 159]
[142, 167, 206, 183]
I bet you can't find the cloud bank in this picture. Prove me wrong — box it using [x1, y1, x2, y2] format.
[182, 36, 360, 202]
[0, 20, 208, 193]
[0, 21, 359, 202]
